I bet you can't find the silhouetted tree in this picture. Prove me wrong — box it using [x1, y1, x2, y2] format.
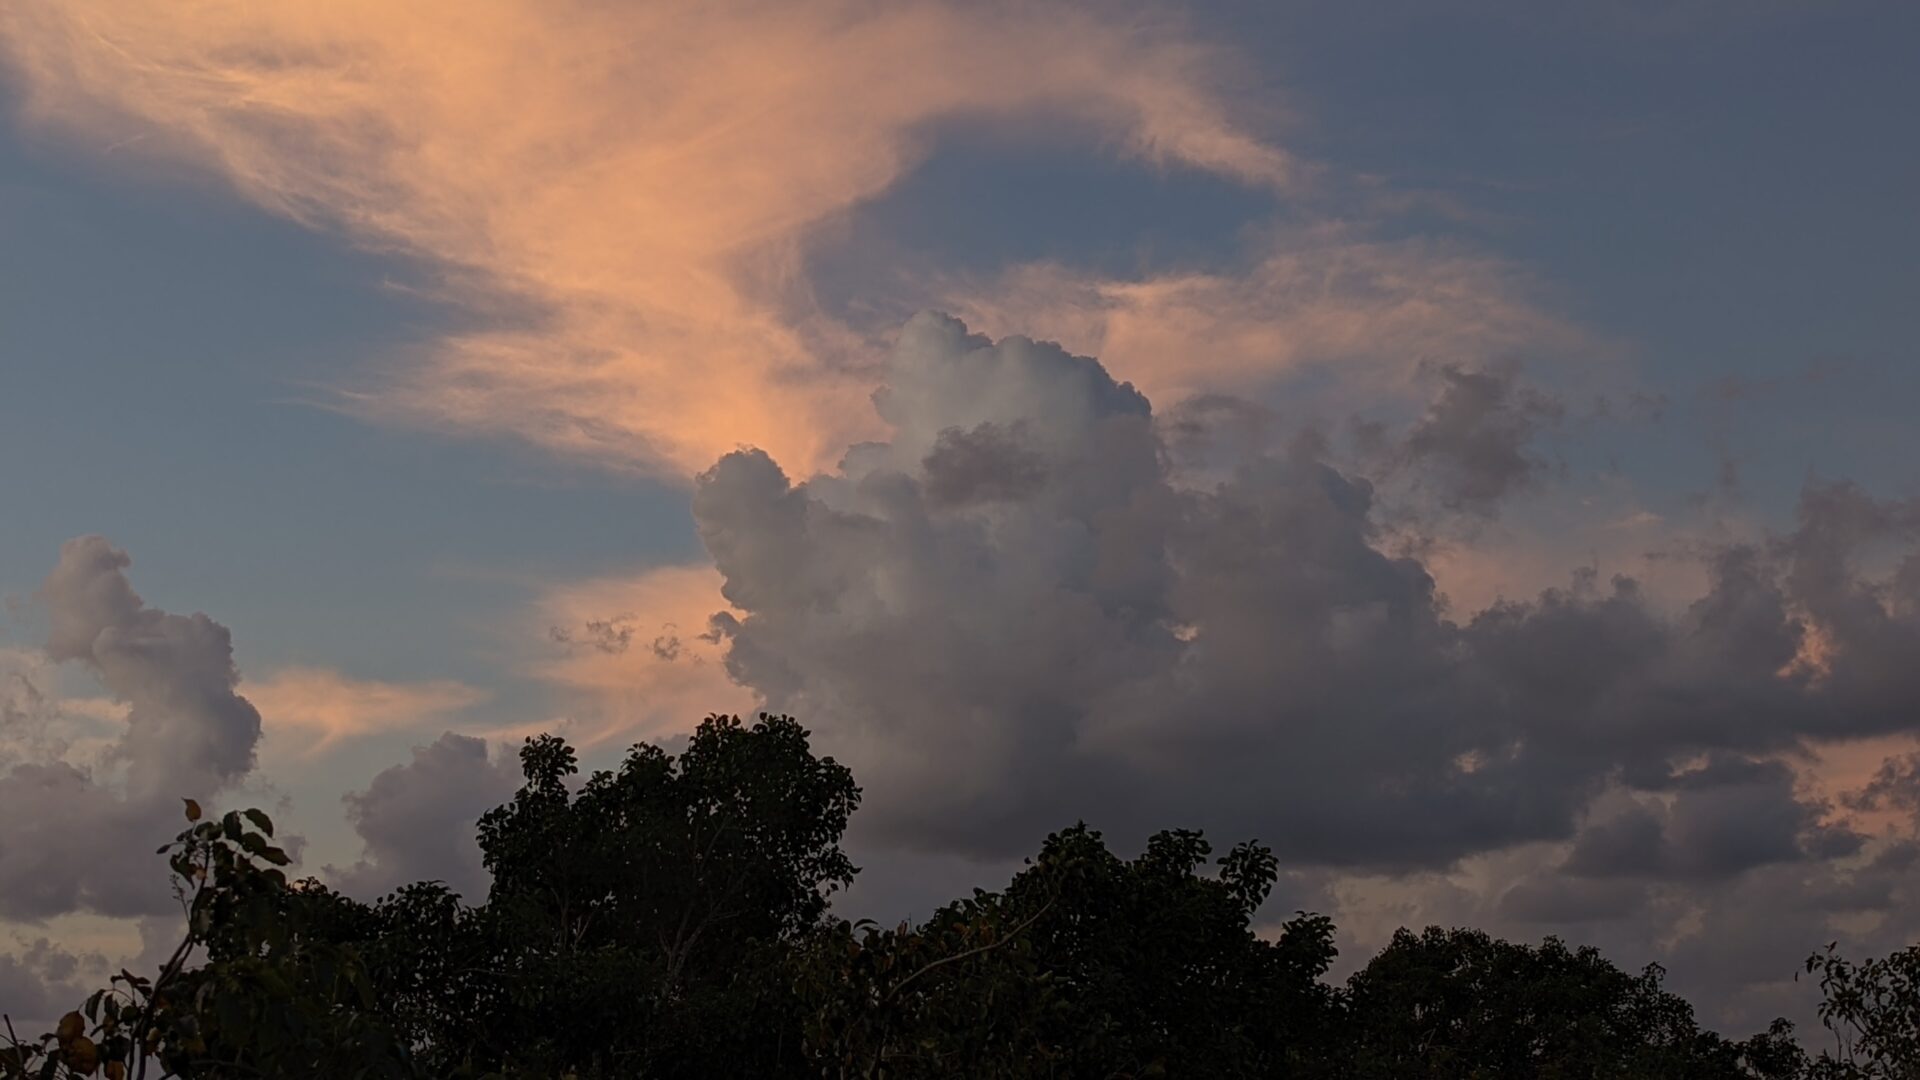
[1342, 925, 1805, 1079]
[793, 824, 1342, 1077]
[377, 713, 861, 1077]
[8, 713, 1915, 1080]
[1802, 942, 1920, 1078]
[0, 801, 411, 1079]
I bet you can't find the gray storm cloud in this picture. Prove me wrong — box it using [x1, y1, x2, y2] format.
[694, 313, 1893, 864]
[0, 937, 97, 1034]
[327, 731, 519, 901]
[0, 537, 264, 922]
[690, 313, 1920, 1026]
[1397, 362, 1562, 514]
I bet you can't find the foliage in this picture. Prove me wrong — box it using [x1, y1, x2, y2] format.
[793, 824, 1344, 1077]
[1, 800, 410, 1079]
[1802, 942, 1920, 1078]
[1342, 926, 1808, 1079]
[6, 713, 1918, 1079]
[346, 712, 861, 1078]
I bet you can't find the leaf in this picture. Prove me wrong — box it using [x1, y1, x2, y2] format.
[182, 798, 201, 822]
[56, 1012, 84, 1044]
[62, 1035, 98, 1076]
[242, 808, 274, 837]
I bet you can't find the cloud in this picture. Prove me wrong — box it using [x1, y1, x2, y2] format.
[942, 233, 1586, 413]
[245, 666, 488, 755]
[0, 537, 262, 920]
[529, 564, 751, 748]
[0, 937, 100, 1034]
[327, 732, 518, 901]
[1345, 819, 1920, 1035]
[1845, 750, 1920, 817]
[38, 536, 261, 799]
[1311, 745, 1920, 1033]
[0, 648, 114, 769]
[682, 316, 1920, 884]
[0, 0, 1301, 478]
[1394, 363, 1563, 515]
[1562, 757, 1847, 881]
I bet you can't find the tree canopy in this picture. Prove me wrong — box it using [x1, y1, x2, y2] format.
[4, 714, 1914, 1079]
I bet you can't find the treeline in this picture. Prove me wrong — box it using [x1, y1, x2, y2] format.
[5, 715, 1916, 1078]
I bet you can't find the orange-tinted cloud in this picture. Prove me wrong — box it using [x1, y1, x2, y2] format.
[527, 564, 751, 746]
[1800, 732, 1920, 838]
[245, 667, 488, 755]
[1, 0, 1295, 477]
[943, 230, 1586, 409]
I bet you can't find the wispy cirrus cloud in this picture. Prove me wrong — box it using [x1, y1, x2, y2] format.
[244, 666, 488, 756]
[941, 230, 1586, 410]
[1, 0, 1303, 478]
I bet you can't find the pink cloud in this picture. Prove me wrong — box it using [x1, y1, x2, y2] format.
[1, 0, 1295, 477]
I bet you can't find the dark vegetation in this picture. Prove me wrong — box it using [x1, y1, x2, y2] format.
[5, 715, 1916, 1078]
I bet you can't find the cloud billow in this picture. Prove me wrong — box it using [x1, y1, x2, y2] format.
[1, 539, 511, 923]
[327, 732, 518, 901]
[0, 537, 263, 920]
[692, 313, 1920, 881]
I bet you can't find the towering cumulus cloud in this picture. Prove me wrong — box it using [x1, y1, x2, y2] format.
[0, 537, 261, 919]
[693, 314, 1595, 859]
[39, 536, 261, 798]
[692, 314, 1920, 1021]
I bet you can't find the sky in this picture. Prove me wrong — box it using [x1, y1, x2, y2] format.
[2, 0, 1919, 1036]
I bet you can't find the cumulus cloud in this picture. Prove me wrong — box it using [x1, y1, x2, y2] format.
[1561, 757, 1849, 881]
[327, 732, 519, 901]
[0, 937, 100, 1033]
[0, 537, 263, 920]
[671, 314, 1920, 1025]
[38, 536, 260, 799]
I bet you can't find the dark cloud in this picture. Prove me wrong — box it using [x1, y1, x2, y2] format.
[1564, 758, 1849, 881]
[1562, 805, 1669, 879]
[0, 537, 263, 920]
[0, 937, 99, 1033]
[690, 313, 1920, 902]
[1844, 751, 1920, 816]
[1496, 875, 1649, 924]
[1159, 394, 1280, 482]
[0, 762, 178, 919]
[1394, 787, 1919, 1034]
[328, 732, 518, 901]
[921, 423, 1049, 506]
[1398, 363, 1562, 514]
